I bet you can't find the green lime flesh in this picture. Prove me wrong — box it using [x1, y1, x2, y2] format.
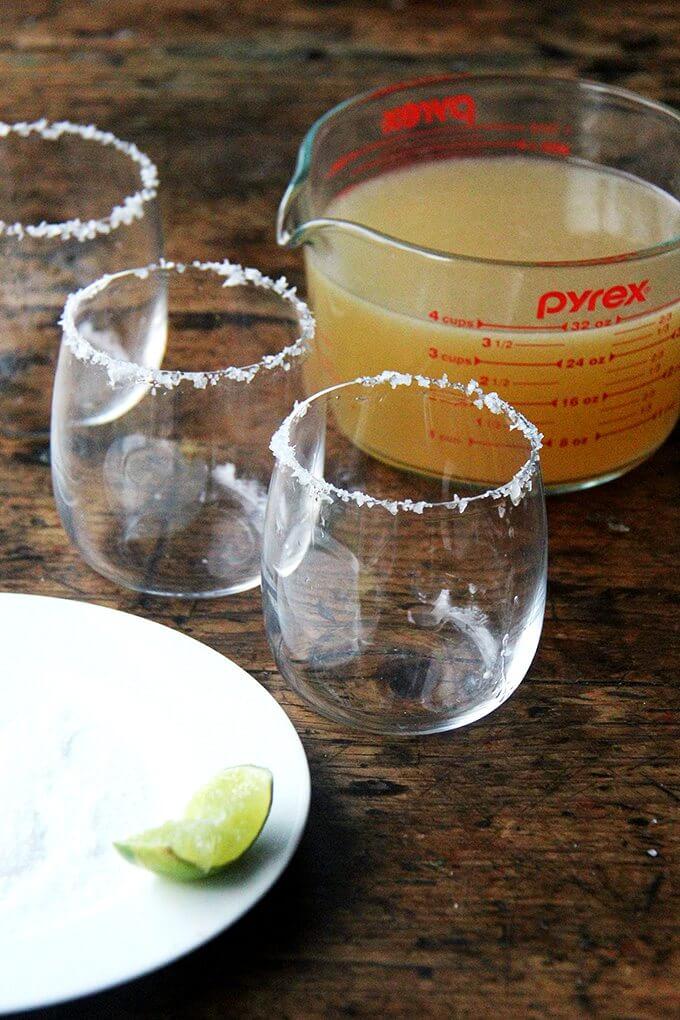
[115, 765, 273, 881]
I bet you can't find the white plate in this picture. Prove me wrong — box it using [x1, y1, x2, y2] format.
[0, 594, 310, 1015]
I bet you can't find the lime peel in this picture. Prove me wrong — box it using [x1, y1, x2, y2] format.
[114, 765, 273, 881]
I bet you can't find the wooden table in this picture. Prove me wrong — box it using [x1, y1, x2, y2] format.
[1, 3, 678, 1017]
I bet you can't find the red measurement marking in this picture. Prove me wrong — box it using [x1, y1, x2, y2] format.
[596, 411, 662, 440]
[603, 372, 646, 386]
[599, 409, 647, 427]
[517, 397, 559, 407]
[557, 303, 678, 331]
[345, 141, 511, 178]
[477, 318, 564, 332]
[336, 140, 455, 180]
[428, 305, 678, 338]
[513, 341, 566, 349]
[426, 394, 469, 408]
[475, 355, 563, 368]
[606, 357, 651, 373]
[468, 437, 525, 450]
[340, 146, 471, 183]
[604, 368, 675, 399]
[326, 122, 486, 177]
[612, 297, 680, 325]
[612, 330, 654, 346]
[538, 141, 571, 156]
[347, 138, 572, 181]
[478, 300, 676, 334]
[429, 430, 463, 443]
[513, 379, 558, 386]
[613, 324, 654, 336]
[602, 392, 653, 413]
[329, 118, 570, 179]
[597, 414, 656, 439]
[610, 336, 668, 359]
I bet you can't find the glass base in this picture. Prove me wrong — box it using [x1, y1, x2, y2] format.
[282, 664, 525, 736]
[81, 559, 261, 599]
[269, 604, 545, 735]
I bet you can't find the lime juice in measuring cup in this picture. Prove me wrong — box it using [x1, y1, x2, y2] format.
[278, 75, 680, 491]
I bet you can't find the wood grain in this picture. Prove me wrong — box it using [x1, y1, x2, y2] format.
[0, 2, 678, 1017]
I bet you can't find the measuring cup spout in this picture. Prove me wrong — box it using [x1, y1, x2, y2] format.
[277, 176, 383, 251]
[277, 169, 315, 248]
[277, 163, 355, 249]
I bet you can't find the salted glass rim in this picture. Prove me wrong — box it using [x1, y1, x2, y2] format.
[0, 118, 158, 242]
[60, 259, 315, 389]
[270, 371, 543, 514]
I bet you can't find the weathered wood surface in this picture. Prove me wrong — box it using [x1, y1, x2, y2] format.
[0, 2, 678, 1017]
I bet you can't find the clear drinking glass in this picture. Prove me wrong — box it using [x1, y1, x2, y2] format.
[262, 372, 547, 735]
[51, 260, 313, 597]
[0, 118, 162, 440]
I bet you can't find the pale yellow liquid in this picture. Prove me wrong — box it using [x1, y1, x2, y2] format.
[305, 157, 680, 487]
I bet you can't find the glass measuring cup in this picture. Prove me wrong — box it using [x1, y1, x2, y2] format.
[278, 74, 680, 492]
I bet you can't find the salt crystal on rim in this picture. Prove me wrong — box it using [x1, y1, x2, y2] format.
[270, 371, 543, 515]
[0, 118, 158, 243]
[61, 259, 314, 391]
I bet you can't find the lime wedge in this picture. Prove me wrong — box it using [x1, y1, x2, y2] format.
[115, 765, 273, 881]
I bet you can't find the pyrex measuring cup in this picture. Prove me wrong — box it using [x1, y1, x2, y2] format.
[278, 74, 680, 492]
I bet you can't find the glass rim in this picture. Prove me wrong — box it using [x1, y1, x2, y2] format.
[279, 72, 680, 268]
[60, 258, 315, 389]
[270, 371, 543, 514]
[0, 118, 158, 243]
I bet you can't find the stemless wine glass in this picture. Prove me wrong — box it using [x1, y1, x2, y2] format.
[262, 372, 547, 734]
[0, 118, 161, 440]
[52, 260, 313, 597]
